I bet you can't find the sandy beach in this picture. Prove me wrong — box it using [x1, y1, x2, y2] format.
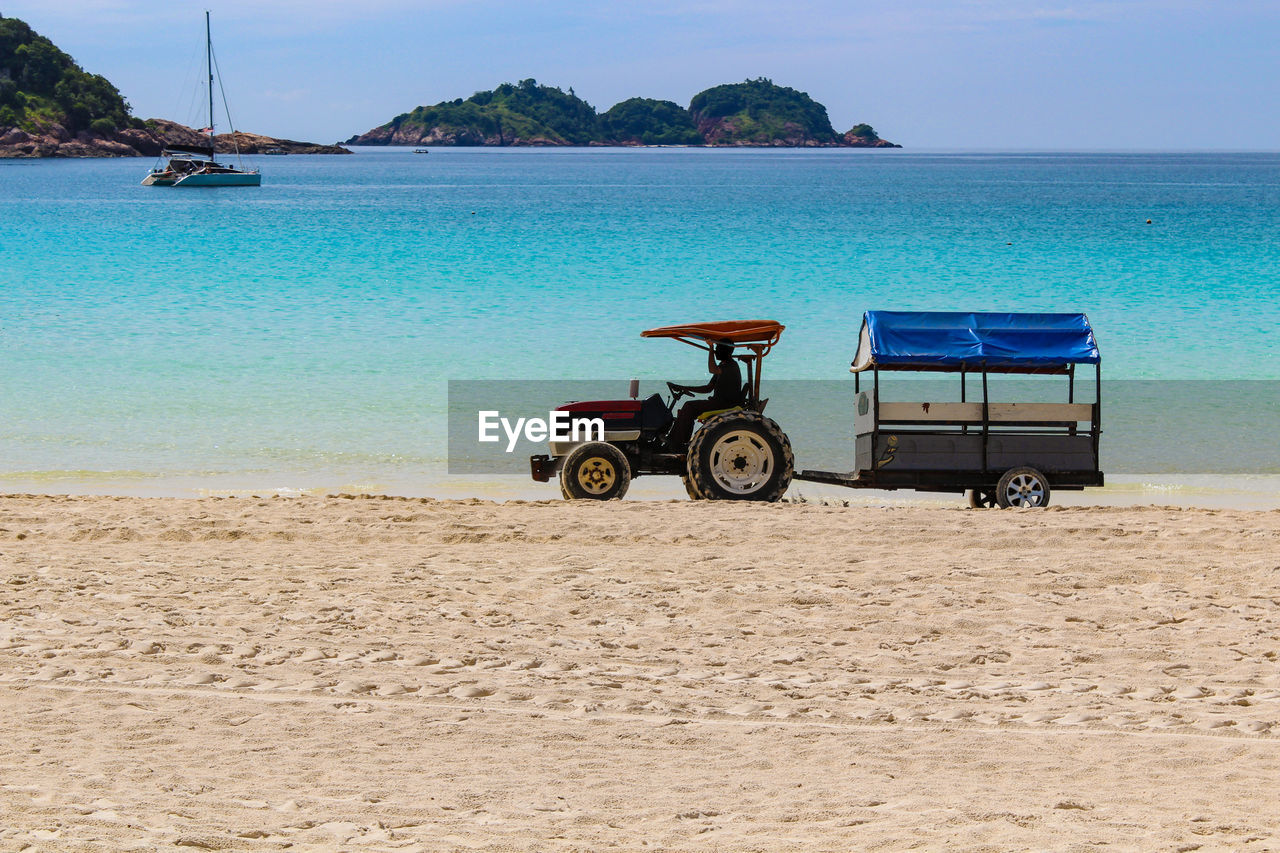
[2, 494, 1279, 850]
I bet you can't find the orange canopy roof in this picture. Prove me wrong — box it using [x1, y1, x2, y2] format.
[640, 320, 785, 346]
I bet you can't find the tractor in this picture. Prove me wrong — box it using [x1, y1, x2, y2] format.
[529, 320, 793, 501]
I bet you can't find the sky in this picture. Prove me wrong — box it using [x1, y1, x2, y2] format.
[3, 0, 1278, 148]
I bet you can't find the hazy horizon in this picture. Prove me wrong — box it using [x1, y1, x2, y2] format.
[4, 1, 1278, 150]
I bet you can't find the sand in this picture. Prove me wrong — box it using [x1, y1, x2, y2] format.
[2, 494, 1279, 851]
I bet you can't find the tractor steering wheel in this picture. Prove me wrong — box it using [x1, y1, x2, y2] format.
[666, 381, 689, 402]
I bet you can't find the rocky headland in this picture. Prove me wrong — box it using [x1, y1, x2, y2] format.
[0, 15, 347, 158]
[0, 118, 349, 158]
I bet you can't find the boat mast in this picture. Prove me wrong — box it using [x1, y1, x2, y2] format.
[206, 10, 215, 161]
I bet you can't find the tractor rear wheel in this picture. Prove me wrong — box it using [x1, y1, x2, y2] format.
[686, 411, 793, 502]
[681, 475, 706, 500]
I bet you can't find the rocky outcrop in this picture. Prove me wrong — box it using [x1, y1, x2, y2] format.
[842, 125, 902, 148]
[139, 120, 350, 155]
[843, 134, 900, 148]
[694, 117, 838, 147]
[0, 117, 350, 158]
[215, 130, 351, 155]
[0, 123, 136, 157]
[347, 123, 564, 147]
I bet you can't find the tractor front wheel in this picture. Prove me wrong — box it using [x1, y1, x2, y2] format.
[560, 442, 632, 500]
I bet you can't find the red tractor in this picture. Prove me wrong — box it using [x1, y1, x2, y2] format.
[529, 320, 794, 501]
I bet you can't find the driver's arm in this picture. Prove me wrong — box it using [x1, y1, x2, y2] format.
[673, 379, 714, 394]
[671, 346, 721, 395]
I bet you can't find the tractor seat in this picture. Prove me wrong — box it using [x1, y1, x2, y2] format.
[696, 406, 742, 422]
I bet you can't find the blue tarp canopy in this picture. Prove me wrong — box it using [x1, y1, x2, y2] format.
[850, 311, 1100, 373]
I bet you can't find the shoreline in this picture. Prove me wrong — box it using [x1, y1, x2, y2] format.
[1, 472, 1277, 509]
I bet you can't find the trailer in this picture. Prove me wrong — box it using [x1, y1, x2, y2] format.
[795, 311, 1103, 508]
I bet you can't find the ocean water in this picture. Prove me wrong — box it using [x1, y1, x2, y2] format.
[1, 148, 1278, 499]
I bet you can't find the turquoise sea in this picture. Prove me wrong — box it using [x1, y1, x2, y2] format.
[2, 148, 1278, 501]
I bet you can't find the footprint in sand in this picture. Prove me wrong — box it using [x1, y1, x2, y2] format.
[432, 658, 468, 672]
[295, 679, 336, 691]
[451, 685, 495, 699]
[1096, 684, 1134, 697]
[334, 680, 376, 694]
[1054, 712, 1102, 725]
[1194, 717, 1236, 730]
[1142, 716, 1183, 729]
[403, 655, 439, 667]
[930, 709, 974, 722]
[376, 683, 411, 696]
[1021, 711, 1061, 724]
[500, 691, 534, 702]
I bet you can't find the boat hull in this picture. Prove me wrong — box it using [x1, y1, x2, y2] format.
[172, 171, 262, 187]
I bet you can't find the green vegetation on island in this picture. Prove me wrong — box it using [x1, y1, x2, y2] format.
[0, 14, 347, 157]
[600, 98, 703, 146]
[348, 77, 899, 148]
[689, 78, 838, 145]
[355, 79, 600, 146]
[0, 16, 137, 137]
[471, 80, 599, 145]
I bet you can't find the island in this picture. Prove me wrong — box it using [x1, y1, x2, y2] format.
[0, 15, 348, 157]
[346, 78, 900, 148]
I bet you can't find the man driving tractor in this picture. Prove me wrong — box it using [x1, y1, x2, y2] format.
[668, 341, 745, 446]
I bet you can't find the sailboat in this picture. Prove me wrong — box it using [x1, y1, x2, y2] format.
[142, 12, 261, 187]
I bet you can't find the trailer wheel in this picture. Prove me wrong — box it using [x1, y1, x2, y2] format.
[687, 411, 793, 502]
[560, 442, 631, 500]
[966, 489, 999, 508]
[996, 467, 1051, 508]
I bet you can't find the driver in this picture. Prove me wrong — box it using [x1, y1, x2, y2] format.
[669, 341, 744, 445]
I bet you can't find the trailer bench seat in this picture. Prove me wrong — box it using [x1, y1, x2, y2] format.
[855, 392, 1094, 435]
[878, 401, 1093, 422]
